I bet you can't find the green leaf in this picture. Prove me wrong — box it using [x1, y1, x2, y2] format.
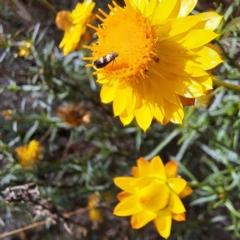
[222, 17, 240, 34]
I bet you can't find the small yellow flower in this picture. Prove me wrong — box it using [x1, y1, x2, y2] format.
[18, 40, 32, 57]
[114, 156, 192, 239]
[56, 103, 91, 127]
[56, 0, 95, 55]
[84, 0, 222, 131]
[15, 140, 43, 169]
[88, 193, 102, 224]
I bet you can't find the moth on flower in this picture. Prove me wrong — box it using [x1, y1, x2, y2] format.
[93, 52, 118, 68]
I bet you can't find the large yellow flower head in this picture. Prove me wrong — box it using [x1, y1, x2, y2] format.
[56, 0, 95, 55]
[113, 156, 193, 239]
[84, 0, 222, 131]
[15, 140, 43, 169]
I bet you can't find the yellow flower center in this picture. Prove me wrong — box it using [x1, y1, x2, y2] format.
[56, 11, 73, 31]
[140, 196, 149, 205]
[90, 3, 158, 82]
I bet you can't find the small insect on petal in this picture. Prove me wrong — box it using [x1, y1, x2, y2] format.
[93, 52, 118, 68]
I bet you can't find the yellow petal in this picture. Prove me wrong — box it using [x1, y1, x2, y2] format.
[114, 194, 143, 216]
[72, 1, 95, 23]
[163, 99, 184, 124]
[114, 177, 136, 193]
[154, 208, 172, 239]
[179, 29, 219, 49]
[150, 104, 164, 124]
[154, 0, 178, 21]
[100, 83, 118, 103]
[158, 49, 209, 77]
[168, 178, 187, 195]
[179, 185, 193, 198]
[124, 86, 137, 114]
[164, 14, 211, 38]
[195, 12, 223, 31]
[136, 157, 150, 177]
[149, 156, 167, 180]
[117, 191, 131, 201]
[133, 177, 153, 189]
[113, 87, 128, 116]
[139, 181, 170, 211]
[119, 111, 134, 126]
[131, 209, 157, 229]
[145, 0, 158, 18]
[168, 192, 186, 214]
[131, 166, 139, 177]
[149, 83, 165, 123]
[178, 0, 197, 17]
[165, 161, 178, 178]
[196, 75, 213, 92]
[134, 104, 153, 132]
[149, 73, 184, 105]
[161, 76, 205, 98]
[167, 0, 181, 18]
[127, 0, 148, 13]
[172, 212, 186, 221]
[60, 28, 83, 55]
[96, 73, 109, 84]
[196, 44, 223, 70]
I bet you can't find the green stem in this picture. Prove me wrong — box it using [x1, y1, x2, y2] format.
[144, 128, 182, 160]
[213, 78, 240, 91]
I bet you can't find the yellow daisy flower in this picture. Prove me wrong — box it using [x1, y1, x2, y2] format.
[18, 40, 32, 57]
[15, 140, 43, 169]
[114, 156, 193, 239]
[83, 0, 223, 131]
[56, 0, 95, 55]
